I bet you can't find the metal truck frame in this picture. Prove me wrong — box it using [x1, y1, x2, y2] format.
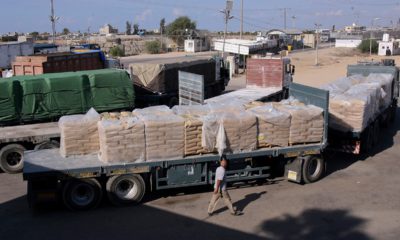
[23, 83, 329, 210]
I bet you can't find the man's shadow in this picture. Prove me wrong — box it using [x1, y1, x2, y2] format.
[213, 191, 267, 214]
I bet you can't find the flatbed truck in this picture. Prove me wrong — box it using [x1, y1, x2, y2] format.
[328, 60, 399, 154]
[23, 83, 329, 210]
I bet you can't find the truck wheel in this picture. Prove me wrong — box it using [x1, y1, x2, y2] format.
[34, 140, 60, 150]
[106, 174, 145, 206]
[62, 178, 102, 211]
[302, 155, 325, 184]
[372, 121, 380, 147]
[0, 144, 26, 174]
[390, 105, 397, 123]
[168, 97, 179, 108]
[361, 126, 373, 154]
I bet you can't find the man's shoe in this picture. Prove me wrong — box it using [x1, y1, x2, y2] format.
[208, 212, 214, 216]
[231, 211, 243, 216]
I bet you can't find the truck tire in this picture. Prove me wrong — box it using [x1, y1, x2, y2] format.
[62, 178, 102, 211]
[34, 140, 60, 150]
[302, 155, 325, 184]
[0, 144, 26, 174]
[168, 97, 179, 108]
[361, 126, 373, 154]
[390, 105, 397, 123]
[106, 174, 145, 206]
[372, 121, 380, 147]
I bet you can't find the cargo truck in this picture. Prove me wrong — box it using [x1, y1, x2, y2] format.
[327, 60, 399, 154]
[23, 82, 329, 210]
[129, 56, 230, 107]
[0, 69, 135, 173]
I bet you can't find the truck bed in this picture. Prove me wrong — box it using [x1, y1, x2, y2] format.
[23, 142, 324, 179]
[205, 87, 282, 104]
[0, 122, 60, 144]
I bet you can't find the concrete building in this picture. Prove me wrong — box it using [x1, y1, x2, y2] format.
[183, 30, 211, 53]
[345, 23, 366, 34]
[0, 41, 34, 69]
[293, 33, 316, 48]
[378, 33, 400, 56]
[99, 24, 118, 35]
[184, 39, 209, 53]
[335, 38, 362, 48]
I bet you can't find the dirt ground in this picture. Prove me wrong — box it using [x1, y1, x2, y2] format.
[291, 47, 400, 87]
[1, 47, 400, 240]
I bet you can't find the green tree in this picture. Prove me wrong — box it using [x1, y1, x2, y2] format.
[357, 39, 378, 54]
[160, 18, 166, 34]
[30, 31, 39, 38]
[126, 21, 132, 35]
[166, 16, 196, 46]
[145, 40, 161, 54]
[133, 23, 139, 34]
[62, 28, 70, 35]
[109, 46, 125, 57]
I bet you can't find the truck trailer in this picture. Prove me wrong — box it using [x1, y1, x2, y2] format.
[23, 82, 329, 210]
[327, 60, 399, 154]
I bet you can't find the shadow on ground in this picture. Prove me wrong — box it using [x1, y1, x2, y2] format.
[0, 195, 263, 240]
[259, 209, 371, 240]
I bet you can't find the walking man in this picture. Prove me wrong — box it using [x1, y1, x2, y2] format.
[208, 156, 242, 216]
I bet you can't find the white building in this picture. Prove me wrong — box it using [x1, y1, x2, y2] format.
[335, 38, 362, 48]
[344, 23, 366, 34]
[184, 39, 209, 53]
[99, 24, 118, 35]
[378, 33, 400, 56]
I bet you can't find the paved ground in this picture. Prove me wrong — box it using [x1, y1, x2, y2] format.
[1, 48, 400, 239]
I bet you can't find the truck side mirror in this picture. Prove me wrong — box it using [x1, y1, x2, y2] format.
[291, 65, 296, 75]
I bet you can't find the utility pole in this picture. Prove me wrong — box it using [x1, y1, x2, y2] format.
[370, 17, 380, 56]
[240, 0, 243, 39]
[49, 0, 59, 44]
[220, 0, 234, 57]
[291, 16, 296, 29]
[279, 8, 291, 30]
[315, 23, 322, 66]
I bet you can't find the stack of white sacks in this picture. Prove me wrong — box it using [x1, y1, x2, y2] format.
[59, 97, 325, 163]
[322, 73, 393, 132]
[134, 106, 185, 161]
[59, 108, 100, 157]
[97, 115, 145, 163]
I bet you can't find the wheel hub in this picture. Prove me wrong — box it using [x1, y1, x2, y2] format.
[6, 152, 22, 167]
[116, 179, 138, 200]
[71, 184, 95, 206]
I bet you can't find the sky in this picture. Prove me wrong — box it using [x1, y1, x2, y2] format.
[1, 0, 400, 34]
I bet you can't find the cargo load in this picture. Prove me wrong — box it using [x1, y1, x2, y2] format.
[87, 69, 135, 112]
[275, 100, 324, 145]
[249, 104, 291, 147]
[134, 106, 185, 161]
[12, 51, 104, 76]
[0, 69, 134, 125]
[129, 57, 217, 93]
[173, 105, 211, 156]
[59, 108, 100, 157]
[0, 79, 21, 123]
[202, 111, 258, 155]
[98, 116, 145, 163]
[322, 73, 393, 132]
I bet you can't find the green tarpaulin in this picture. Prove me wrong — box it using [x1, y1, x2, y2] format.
[0, 79, 21, 123]
[0, 69, 134, 125]
[87, 69, 135, 112]
[45, 73, 91, 117]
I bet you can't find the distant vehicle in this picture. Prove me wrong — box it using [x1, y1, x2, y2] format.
[129, 56, 230, 108]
